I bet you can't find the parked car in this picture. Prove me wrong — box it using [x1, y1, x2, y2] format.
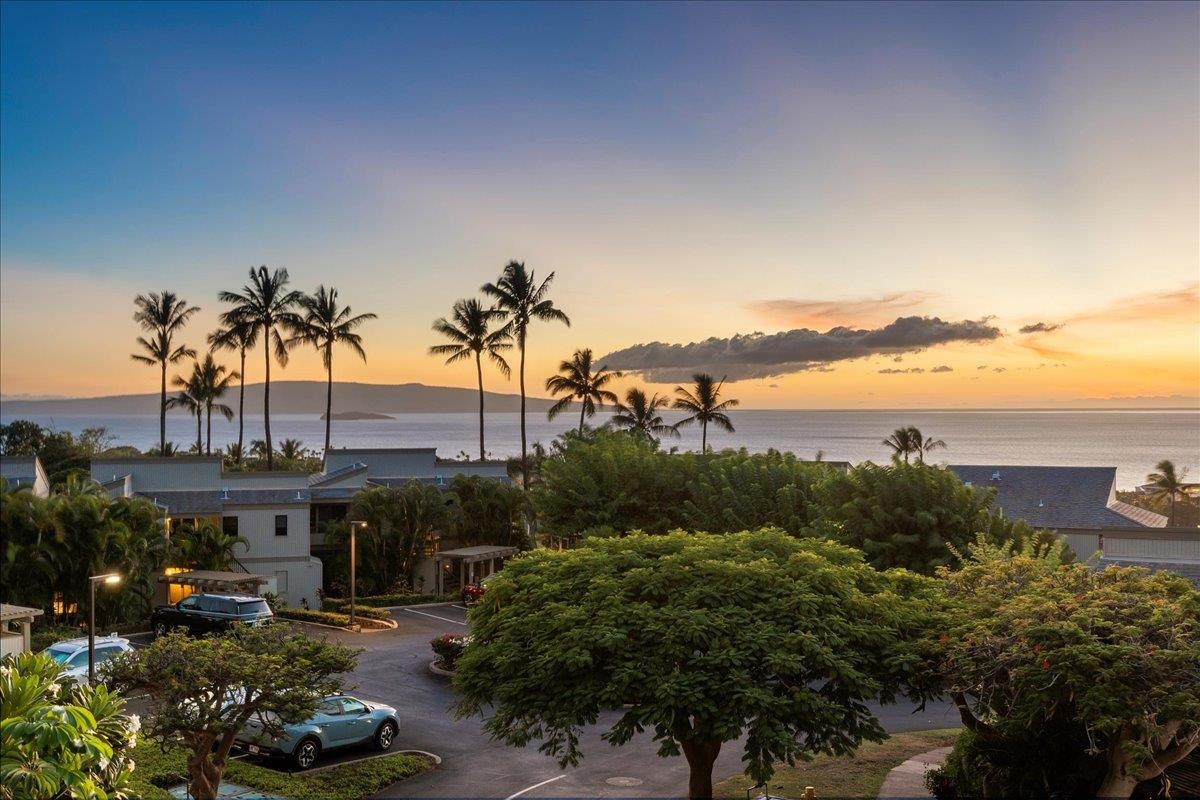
[151, 593, 274, 638]
[42, 634, 135, 685]
[235, 694, 400, 769]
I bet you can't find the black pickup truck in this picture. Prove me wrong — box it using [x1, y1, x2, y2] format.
[151, 593, 274, 637]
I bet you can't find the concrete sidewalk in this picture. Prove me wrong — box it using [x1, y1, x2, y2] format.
[877, 746, 951, 799]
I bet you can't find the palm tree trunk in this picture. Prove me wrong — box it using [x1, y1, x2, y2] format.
[701, 420, 707, 453]
[323, 344, 333, 456]
[206, 406, 212, 455]
[519, 340, 528, 490]
[475, 352, 485, 461]
[579, 401, 586, 436]
[195, 412, 202, 454]
[1170, 494, 1176, 526]
[263, 325, 273, 470]
[160, 361, 167, 454]
[237, 348, 246, 461]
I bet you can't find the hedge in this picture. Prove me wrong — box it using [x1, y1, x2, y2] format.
[275, 607, 392, 628]
[128, 740, 430, 800]
[322, 593, 458, 610]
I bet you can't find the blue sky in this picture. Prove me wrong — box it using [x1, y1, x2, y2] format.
[2, 2, 1197, 406]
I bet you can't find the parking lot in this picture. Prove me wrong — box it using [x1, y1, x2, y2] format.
[275, 604, 960, 799]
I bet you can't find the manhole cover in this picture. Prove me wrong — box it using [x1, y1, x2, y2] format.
[606, 777, 644, 787]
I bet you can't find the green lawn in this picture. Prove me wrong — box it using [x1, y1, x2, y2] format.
[713, 729, 960, 800]
[128, 741, 432, 800]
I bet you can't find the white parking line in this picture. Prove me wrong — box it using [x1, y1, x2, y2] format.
[403, 607, 468, 626]
[504, 775, 565, 800]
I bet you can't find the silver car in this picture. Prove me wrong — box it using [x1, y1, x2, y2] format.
[235, 694, 400, 770]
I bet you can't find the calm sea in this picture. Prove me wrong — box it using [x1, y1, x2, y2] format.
[4, 409, 1197, 489]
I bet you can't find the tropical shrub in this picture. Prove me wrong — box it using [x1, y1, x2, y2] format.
[276, 606, 391, 625]
[931, 538, 1200, 798]
[449, 475, 531, 548]
[0, 651, 140, 800]
[322, 593, 456, 610]
[430, 633, 470, 670]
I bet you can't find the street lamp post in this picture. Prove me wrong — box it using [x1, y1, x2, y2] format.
[88, 573, 121, 683]
[348, 521, 367, 628]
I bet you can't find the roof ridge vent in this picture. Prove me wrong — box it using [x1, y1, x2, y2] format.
[221, 487, 230, 500]
[991, 470, 1001, 481]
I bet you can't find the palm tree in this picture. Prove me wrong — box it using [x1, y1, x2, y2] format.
[883, 426, 946, 463]
[914, 428, 947, 463]
[672, 374, 738, 454]
[545, 349, 622, 435]
[481, 261, 571, 488]
[612, 388, 680, 441]
[287, 286, 377, 455]
[218, 266, 302, 469]
[1146, 459, 1189, 526]
[131, 291, 201, 455]
[278, 438, 308, 461]
[196, 354, 238, 456]
[207, 316, 259, 461]
[167, 362, 205, 454]
[430, 299, 512, 460]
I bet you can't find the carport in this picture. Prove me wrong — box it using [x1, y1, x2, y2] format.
[434, 545, 519, 595]
[157, 569, 269, 604]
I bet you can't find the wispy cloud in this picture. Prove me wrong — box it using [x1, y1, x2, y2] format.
[1019, 321, 1064, 334]
[1066, 283, 1199, 325]
[878, 367, 925, 374]
[601, 316, 1001, 382]
[746, 292, 934, 328]
[931, 365, 954, 373]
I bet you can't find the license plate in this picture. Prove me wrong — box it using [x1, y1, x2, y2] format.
[248, 745, 261, 755]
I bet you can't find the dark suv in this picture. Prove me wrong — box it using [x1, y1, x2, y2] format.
[151, 593, 274, 637]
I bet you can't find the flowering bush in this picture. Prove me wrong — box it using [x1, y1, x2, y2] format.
[430, 633, 471, 670]
[0, 651, 140, 800]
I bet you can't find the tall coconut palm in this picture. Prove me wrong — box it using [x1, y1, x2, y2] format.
[287, 285, 377, 455]
[167, 362, 205, 454]
[613, 388, 679, 441]
[195, 354, 238, 455]
[914, 428, 947, 463]
[883, 426, 918, 463]
[481, 261, 570, 489]
[218, 266, 301, 469]
[545, 349, 622, 435]
[672, 373, 738, 454]
[1146, 459, 1189, 526]
[131, 291, 201, 455]
[207, 316, 259, 461]
[430, 298, 513, 460]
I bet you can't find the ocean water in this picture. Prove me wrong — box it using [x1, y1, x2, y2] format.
[4, 409, 1197, 489]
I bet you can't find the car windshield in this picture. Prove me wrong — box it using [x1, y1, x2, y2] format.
[45, 646, 75, 664]
[238, 599, 270, 615]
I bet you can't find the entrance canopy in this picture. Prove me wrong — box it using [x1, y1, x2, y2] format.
[433, 546, 520, 595]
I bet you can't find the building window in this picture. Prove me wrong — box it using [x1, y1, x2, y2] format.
[222, 516, 239, 537]
[274, 514, 288, 536]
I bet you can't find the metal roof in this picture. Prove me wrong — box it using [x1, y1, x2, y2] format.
[157, 570, 268, 586]
[949, 465, 1167, 529]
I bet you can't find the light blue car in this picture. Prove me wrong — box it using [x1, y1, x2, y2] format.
[235, 695, 400, 770]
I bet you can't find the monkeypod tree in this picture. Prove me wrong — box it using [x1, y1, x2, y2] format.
[453, 529, 940, 799]
[934, 538, 1200, 798]
[107, 626, 359, 800]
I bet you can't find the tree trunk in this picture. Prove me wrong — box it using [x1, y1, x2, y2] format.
[680, 738, 722, 800]
[1170, 494, 1176, 526]
[324, 344, 333, 455]
[579, 400, 586, 435]
[195, 412, 202, 454]
[519, 341, 528, 490]
[701, 420, 707, 454]
[237, 348, 246, 460]
[263, 325, 273, 469]
[1096, 774, 1139, 799]
[206, 406, 212, 455]
[476, 353, 485, 461]
[159, 361, 167, 455]
[187, 742, 224, 800]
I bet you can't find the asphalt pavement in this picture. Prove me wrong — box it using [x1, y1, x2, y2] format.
[280, 605, 959, 799]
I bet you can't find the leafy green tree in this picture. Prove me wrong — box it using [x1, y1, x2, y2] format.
[131, 291, 201, 456]
[1145, 459, 1190, 526]
[0, 419, 46, 455]
[932, 540, 1200, 798]
[481, 260, 571, 489]
[672, 373, 738, 453]
[107, 626, 359, 800]
[288, 285, 377, 454]
[612, 387, 679, 441]
[681, 449, 826, 536]
[454, 530, 939, 799]
[208, 315, 260, 461]
[218, 266, 302, 469]
[0, 651, 140, 800]
[545, 348, 622, 435]
[816, 461, 996, 574]
[172, 521, 248, 572]
[448, 474, 530, 548]
[430, 298, 512, 460]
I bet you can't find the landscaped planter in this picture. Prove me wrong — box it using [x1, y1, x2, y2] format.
[429, 633, 470, 675]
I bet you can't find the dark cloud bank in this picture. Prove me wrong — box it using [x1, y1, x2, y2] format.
[600, 316, 1001, 382]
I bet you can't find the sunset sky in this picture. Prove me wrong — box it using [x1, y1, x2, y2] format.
[2, 2, 1197, 408]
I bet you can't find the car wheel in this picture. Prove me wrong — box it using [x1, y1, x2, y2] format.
[292, 737, 321, 770]
[374, 721, 397, 751]
[153, 621, 169, 638]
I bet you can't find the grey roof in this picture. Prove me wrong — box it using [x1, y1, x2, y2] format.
[310, 487, 361, 502]
[308, 462, 367, 486]
[365, 475, 511, 489]
[949, 465, 1167, 530]
[223, 488, 310, 506]
[1098, 557, 1200, 588]
[135, 490, 223, 515]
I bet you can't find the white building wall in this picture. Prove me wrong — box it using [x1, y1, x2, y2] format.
[224, 505, 312, 560]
